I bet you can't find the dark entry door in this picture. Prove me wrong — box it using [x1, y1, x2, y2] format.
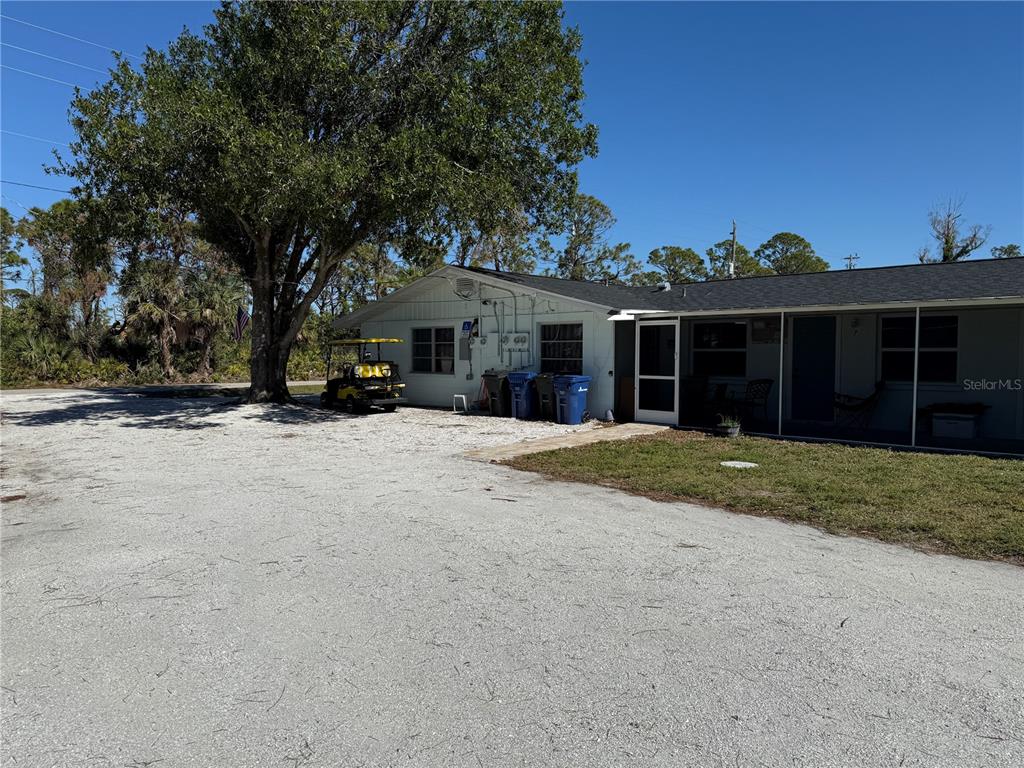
[791, 316, 836, 422]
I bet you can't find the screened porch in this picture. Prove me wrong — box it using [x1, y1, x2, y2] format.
[628, 302, 1024, 456]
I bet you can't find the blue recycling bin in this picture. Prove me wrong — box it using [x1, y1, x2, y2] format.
[553, 375, 592, 425]
[507, 370, 539, 419]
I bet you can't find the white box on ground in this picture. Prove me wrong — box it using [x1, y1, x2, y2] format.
[932, 413, 978, 440]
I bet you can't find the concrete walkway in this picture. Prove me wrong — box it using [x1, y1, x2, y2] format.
[464, 421, 669, 462]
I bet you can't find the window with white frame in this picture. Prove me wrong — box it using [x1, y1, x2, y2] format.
[880, 315, 958, 383]
[540, 323, 583, 374]
[692, 321, 747, 377]
[411, 327, 455, 374]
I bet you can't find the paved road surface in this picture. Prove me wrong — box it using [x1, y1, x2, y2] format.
[1, 390, 1021, 767]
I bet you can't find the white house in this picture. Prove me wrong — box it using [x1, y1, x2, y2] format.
[334, 259, 1024, 455]
[333, 265, 624, 416]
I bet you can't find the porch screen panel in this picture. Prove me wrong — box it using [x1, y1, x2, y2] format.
[693, 321, 747, 377]
[881, 316, 957, 383]
[638, 324, 675, 376]
[638, 379, 675, 411]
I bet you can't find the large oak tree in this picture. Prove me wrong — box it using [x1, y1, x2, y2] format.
[60, 1, 596, 401]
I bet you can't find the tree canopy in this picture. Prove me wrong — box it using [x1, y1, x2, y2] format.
[753, 232, 828, 274]
[1, 207, 28, 304]
[705, 239, 771, 279]
[990, 243, 1021, 259]
[917, 199, 990, 263]
[541, 193, 639, 283]
[60, 0, 597, 401]
[643, 246, 708, 284]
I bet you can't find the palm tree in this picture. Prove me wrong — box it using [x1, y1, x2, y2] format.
[183, 265, 245, 379]
[120, 260, 184, 380]
[13, 334, 77, 380]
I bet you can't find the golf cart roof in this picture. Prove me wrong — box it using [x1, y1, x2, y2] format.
[329, 337, 404, 346]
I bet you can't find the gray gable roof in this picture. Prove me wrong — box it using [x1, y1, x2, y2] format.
[462, 258, 1024, 312]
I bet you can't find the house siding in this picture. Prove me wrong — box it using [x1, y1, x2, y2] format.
[352, 276, 618, 415]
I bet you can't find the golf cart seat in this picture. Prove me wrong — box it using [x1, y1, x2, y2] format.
[354, 362, 393, 379]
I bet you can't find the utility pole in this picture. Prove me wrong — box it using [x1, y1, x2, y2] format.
[729, 220, 737, 278]
[844, 253, 860, 270]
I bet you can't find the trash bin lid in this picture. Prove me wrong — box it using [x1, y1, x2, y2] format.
[507, 370, 539, 384]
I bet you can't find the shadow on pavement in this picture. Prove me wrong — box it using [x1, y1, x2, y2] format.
[2, 393, 355, 431]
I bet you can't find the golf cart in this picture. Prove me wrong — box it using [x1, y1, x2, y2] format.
[321, 338, 407, 413]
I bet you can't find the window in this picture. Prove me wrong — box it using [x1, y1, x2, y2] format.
[692, 321, 747, 377]
[540, 323, 583, 374]
[411, 327, 455, 374]
[880, 315, 957, 383]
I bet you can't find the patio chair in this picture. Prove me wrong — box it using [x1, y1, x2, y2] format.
[679, 375, 709, 425]
[704, 381, 732, 424]
[834, 381, 885, 429]
[731, 378, 774, 424]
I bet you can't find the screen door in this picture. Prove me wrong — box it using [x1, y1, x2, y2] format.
[635, 320, 678, 424]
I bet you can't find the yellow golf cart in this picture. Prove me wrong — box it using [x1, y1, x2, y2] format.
[321, 338, 407, 413]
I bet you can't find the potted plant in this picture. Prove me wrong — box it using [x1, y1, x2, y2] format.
[714, 416, 741, 438]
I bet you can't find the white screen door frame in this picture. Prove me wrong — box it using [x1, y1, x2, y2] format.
[634, 319, 679, 424]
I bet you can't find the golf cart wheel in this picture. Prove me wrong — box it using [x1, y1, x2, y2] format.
[320, 392, 332, 408]
[382, 404, 397, 413]
[345, 395, 356, 414]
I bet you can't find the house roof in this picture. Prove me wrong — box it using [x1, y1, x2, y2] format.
[461, 258, 1024, 313]
[336, 259, 1024, 329]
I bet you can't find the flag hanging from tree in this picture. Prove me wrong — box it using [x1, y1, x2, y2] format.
[233, 307, 251, 341]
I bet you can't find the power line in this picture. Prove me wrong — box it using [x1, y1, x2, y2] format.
[1, 193, 33, 213]
[0, 13, 142, 60]
[1, 42, 108, 74]
[1, 64, 81, 88]
[1, 180, 74, 193]
[1, 129, 71, 147]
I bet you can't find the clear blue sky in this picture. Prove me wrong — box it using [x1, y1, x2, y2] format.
[2, 1, 1022, 271]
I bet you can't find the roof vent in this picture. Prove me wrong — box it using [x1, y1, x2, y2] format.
[454, 278, 478, 298]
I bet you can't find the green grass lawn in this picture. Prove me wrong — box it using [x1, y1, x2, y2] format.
[507, 431, 1024, 563]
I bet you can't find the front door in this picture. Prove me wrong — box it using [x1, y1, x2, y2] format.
[635, 320, 678, 424]
[791, 316, 836, 422]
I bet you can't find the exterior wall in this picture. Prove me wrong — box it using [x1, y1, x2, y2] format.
[354, 277, 617, 416]
[836, 313, 878, 397]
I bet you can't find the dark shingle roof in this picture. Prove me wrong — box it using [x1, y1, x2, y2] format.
[463, 258, 1024, 312]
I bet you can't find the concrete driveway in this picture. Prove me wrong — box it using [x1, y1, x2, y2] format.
[1, 390, 1022, 767]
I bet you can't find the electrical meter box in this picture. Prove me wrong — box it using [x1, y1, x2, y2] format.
[501, 333, 530, 352]
[468, 333, 499, 349]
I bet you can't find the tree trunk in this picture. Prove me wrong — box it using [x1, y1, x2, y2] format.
[245, 236, 349, 404]
[248, 338, 294, 403]
[197, 334, 214, 380]
[159, 314, 176, 380]
[247, 248, 293, 403]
